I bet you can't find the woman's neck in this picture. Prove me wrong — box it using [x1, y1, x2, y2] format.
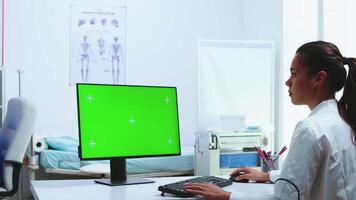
[308, 95, 335, 110]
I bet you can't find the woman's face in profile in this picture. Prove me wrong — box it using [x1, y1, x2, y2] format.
[285, 53, 316, 106]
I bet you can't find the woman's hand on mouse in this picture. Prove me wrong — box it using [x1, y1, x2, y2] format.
[230, 167, 270, 182]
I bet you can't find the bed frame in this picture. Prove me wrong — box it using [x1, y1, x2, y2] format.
[32, 166, 193, 180]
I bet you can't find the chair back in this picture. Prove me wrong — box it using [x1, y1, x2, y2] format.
[1, 97, 36, 191]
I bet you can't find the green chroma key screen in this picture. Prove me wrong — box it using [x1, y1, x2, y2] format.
[76, 84, 181, 160]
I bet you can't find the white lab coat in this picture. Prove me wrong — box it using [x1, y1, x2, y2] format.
[230, 99, 356, 200]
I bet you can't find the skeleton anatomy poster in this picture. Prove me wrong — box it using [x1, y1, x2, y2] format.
[70, 5, 126, 85]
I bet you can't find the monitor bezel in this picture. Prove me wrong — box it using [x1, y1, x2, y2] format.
[76, 83, 181, 161]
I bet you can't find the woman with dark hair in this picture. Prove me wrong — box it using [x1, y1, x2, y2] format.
[184, 41, 356, 199]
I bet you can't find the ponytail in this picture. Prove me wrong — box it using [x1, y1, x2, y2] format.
[338, 57, 356, 143]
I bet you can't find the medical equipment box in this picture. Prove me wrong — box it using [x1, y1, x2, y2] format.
[194, 130, 272, 175]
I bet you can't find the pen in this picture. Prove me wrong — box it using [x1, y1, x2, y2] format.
[262, 150, 268, 158]
[255, 147, 265, 159]
[278, 146, 287, 156]
[273, 146, 288, 162]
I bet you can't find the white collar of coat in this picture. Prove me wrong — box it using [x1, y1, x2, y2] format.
[309, 99, 337, 117]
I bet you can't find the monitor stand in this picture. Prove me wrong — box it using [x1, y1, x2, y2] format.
[94, 158, 154, 186]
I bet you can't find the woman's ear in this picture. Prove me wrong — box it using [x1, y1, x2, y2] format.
[313, 70, 327, 87]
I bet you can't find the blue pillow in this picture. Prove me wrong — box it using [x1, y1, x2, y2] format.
[45, 136, 79, 152]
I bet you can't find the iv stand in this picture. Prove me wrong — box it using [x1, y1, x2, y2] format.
[16, 69, 24, 97]
[16, 69, 38, 181]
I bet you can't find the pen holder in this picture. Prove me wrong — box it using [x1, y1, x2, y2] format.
[261, 155, 278, 172]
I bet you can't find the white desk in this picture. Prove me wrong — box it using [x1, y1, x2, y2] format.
[31, 176, 274, 200]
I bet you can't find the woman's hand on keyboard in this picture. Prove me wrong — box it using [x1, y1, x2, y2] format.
[184, 182, 231, 200]
[230, 167, 270, 182]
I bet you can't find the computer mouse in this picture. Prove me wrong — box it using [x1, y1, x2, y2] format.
[229, 173, 249, 183]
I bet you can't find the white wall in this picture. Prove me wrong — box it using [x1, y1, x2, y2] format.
[5, 0, 283, 146]
[283, 0, 318, 147]
[238, 0, 284, 152]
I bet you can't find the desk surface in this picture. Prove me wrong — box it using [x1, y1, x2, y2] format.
[31, 176, 274, 200]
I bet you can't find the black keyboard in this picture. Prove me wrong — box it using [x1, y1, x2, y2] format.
[158, 176, 232, 197]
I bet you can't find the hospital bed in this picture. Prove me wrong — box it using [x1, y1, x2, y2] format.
[32, 136, 194, 180]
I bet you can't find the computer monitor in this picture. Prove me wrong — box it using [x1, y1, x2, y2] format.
[76, 83, 181, 186]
